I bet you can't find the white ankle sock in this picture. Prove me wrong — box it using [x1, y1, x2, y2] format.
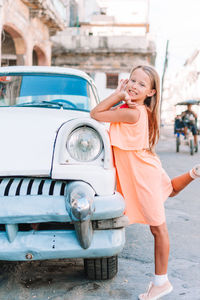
[189, 164, 200, 179]
[153, 274, 168, 286]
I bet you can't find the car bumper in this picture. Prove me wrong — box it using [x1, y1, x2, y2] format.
[0, 228, 125, 261]
[0, 178, 127, 258]
[0, 192, 125, 224]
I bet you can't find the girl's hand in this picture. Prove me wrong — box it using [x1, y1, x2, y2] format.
[126, 99, 138, 109]
[115, 79, 131, 102]
[116, 79, 137, 109]
[116, 79, 128, 93]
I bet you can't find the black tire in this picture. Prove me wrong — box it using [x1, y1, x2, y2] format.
[84, 255, 118, 280]
[176, 136, 180, 152]
[190, 139, 194, 155]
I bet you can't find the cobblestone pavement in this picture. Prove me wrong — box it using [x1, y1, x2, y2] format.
[0, 126, 199, 300]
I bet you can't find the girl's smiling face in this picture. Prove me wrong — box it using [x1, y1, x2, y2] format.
[126, 68, 156, 104]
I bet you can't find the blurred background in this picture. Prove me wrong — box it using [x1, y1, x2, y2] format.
[1, 0, 200, 126]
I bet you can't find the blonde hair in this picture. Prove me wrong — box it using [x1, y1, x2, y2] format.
[130, 65, 160, 152]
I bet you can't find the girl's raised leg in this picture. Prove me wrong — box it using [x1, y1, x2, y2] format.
[170, 164, 200, 197]
[170, 172, 193, 196]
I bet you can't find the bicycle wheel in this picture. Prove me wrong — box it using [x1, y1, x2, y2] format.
[195, 142, 198, 153]
[190, 139, 194, 155]
[176, 136, 180, 152]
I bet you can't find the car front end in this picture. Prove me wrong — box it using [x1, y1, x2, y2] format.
[0, 66, 128, 279]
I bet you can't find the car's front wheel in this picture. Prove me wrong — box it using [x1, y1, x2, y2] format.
[84, 255, 118, 280]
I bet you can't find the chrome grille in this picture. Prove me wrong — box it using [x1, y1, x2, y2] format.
[0, 178, 67, 197]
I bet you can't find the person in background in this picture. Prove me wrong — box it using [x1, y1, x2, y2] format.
[0, 84, 5, 104]
[174, 114, 185, 134]
[90, 65, 200, 300]
[181, 104, 198, 150]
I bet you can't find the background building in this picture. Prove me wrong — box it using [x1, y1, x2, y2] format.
[51, 0, 156, 99]
[0, 0, 157, 102]
[162, 49, 200, 125]
[0, 0, 69, 66]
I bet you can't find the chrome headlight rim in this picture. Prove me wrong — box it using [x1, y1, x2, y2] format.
[66, 126, 103, 162]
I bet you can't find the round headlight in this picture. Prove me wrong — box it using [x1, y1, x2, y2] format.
[67, 127, 103, 162]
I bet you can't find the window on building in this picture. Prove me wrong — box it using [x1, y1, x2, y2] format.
[100, 7, 107, 15]
[106, 73, 119, 89]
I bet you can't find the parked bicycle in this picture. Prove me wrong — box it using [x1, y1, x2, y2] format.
[174, 100, 199, 155]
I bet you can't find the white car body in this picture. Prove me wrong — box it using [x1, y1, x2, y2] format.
[0, 66, 127, 280]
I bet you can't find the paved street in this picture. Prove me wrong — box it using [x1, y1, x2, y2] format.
[0, 126, 200, 300]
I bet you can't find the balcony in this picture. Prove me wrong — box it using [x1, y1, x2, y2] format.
[22, 0, 68, 35]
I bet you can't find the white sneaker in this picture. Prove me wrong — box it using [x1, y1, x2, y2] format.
[138, 280, 173, 300]
[190, 164, 200, 179]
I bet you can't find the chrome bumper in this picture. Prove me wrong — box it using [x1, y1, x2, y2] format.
[66, 182, 95, 249]
[0, 228, 125, 261]
[0, 178, 127, 252]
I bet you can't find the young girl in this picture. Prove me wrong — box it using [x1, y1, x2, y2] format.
[90, 65, 200, 300]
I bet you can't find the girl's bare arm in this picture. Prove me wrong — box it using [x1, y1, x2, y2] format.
[90, 91, 139, 123]
[90, 79, 140, 124]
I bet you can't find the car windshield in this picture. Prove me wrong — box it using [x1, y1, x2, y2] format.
[0, 73, 97, 111]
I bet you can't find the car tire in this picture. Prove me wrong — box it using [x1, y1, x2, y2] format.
[84, 255, 118, 280]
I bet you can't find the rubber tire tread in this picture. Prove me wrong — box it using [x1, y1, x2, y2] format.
[84, 255, 118, 280]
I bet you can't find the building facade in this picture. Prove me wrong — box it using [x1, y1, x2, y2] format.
[0, 0, 69, 66]
[162, 49, 200, 125]
[51, 0, 156, 100]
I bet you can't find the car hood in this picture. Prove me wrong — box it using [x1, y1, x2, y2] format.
[0, 107, 89, 176]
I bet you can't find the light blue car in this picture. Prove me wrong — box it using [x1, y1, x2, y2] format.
[0, 66, 128, 280]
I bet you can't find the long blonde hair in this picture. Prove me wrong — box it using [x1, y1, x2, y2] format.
[130, 65, 160, 152]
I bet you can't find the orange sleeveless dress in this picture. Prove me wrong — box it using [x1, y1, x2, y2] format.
[109, 105, 173, 226]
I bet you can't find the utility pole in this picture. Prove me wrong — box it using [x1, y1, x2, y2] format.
[160, 40, 169, 117]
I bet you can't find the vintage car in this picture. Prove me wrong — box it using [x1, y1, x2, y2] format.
[0, 66, 128, 280]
